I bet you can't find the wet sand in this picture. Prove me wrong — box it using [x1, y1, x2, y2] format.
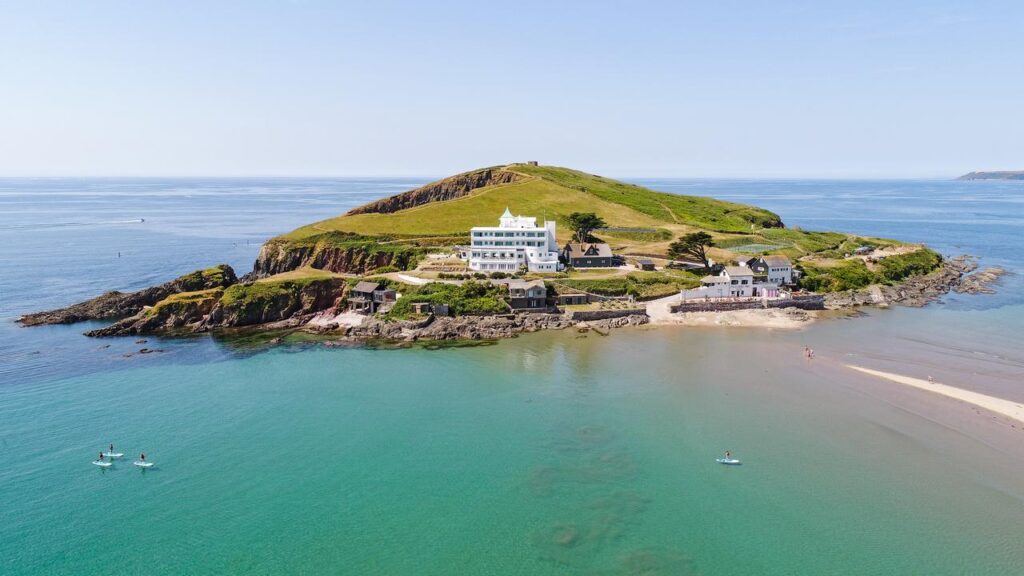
[846, 365, 1024, 425]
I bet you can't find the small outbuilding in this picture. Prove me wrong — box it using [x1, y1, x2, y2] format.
[636, 258, 656, 271]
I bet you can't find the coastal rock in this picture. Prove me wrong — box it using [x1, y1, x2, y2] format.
[247, 235, 419, 279]
[87, 278, 346, 337]
[19, 264, 237, 326]
[326, 312, 646, 343]
[954, 267, 1007, 294]
[345, 167, 524, 215]
[823, 255, 993, 309]
[207, 278, 345, 328]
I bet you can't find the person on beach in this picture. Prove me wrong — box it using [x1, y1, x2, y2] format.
[809, 349, 815, 359]
[804, 346, 810, 358]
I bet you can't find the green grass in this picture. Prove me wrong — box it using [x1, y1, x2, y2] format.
[554, 270, 700, 299]
[596, 228, 674, 242]
[386, 281, 509, 319]
[292, 177, 662, 240]
[878, 249, 943, 282]
[145, 288, 223, 317]
[797, 248, 943, 292]
[281, 165, 785, 241]
[174, 265, 235, 290]
[511, 165, 784, 232]
[221, 277, 330, 307]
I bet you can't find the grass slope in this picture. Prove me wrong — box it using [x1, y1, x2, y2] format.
[282, 164, 783, 242]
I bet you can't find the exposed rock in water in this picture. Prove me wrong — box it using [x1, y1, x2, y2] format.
[18, 265, 238, 326]
[87, 278, 346, 337]
[345, 167, 524, 215]
[824, 256, 1006, 309]
[954, 267, 1007, 294]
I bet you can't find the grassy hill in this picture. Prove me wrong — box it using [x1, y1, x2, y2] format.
[246, 163, 938, 294]
[281, 164, 782, 242]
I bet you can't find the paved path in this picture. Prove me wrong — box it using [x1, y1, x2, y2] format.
[645, 293, 681, 323]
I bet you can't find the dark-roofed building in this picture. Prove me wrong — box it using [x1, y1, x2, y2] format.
[562, 243, 614, 268]
[636, 258, 656, 271]
[507, 279, 548, 311]
[348, 281, 397, 314]
[745, 255, 794, 285]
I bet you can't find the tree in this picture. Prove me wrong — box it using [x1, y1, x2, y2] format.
[566, 212, 607, 243]
[667, 232, 715, 268]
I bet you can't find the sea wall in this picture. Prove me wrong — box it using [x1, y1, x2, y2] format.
[671, 295, 825, 314]
[569, 309, 649, 321]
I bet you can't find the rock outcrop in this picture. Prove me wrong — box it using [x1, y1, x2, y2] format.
[86, 278, 346, 337]
[954, 267, 1007, 294]
[248, 233, 420, 279]
[345, 167, 524, 215]
[823, 256, 1006, 309]
[18, 265, 238, 326]
[317, 312, 649, 343]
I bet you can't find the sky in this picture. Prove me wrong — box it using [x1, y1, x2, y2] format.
[0, 1, 1021, 178]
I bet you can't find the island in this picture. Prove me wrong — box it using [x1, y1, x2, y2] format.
[19, 164, 1004, 342]
[957, 171, 1024, 181]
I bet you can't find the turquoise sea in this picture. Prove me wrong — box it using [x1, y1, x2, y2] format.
[2, 178, 1023, 575]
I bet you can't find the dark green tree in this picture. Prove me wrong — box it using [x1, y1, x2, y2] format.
[566, 212, 607, 243]
[667, 232, 715, 268]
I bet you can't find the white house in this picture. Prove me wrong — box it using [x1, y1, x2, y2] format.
[680, 264, 782, 300]
[465, 208, 560, 272]
[745, 255, 794, 285]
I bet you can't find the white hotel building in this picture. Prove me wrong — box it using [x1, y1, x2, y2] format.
[464, 208, 561, 272]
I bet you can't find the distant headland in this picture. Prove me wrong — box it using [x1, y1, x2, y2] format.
[957, 171, 1024, 181]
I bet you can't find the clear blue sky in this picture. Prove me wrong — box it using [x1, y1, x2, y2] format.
[1, 1, 1021, 178]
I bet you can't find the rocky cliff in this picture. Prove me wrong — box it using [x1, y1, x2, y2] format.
[345, 167, 523, 215]
[18, 265, 238, 326]
[248, 232, 420, 279]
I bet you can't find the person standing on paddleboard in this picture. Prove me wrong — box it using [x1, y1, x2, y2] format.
[139, 453, 145, 462]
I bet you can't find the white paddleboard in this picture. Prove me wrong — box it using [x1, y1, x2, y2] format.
[716, 458, 742, 465]
[103, 452, 124, 458]
[92, 460, 112, 467]
[133, 461, 153, 468]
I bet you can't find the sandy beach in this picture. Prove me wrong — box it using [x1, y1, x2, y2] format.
[846, 364, 1024, 425]
[647, 299, 815, 329]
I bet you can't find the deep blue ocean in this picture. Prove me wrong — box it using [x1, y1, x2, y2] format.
[1, 177, 1023, 575]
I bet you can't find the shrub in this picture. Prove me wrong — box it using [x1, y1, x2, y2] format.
[387, 280, 508, 319]
[878, 249, 943, 282]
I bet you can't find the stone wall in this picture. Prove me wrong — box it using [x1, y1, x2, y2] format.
[569, 308, 648, 321]
[670, 295, 824, 314]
